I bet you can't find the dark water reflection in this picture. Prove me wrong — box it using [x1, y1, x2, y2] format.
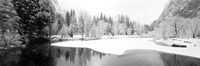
[0, 44, 200, 66]
[50, 46, 106, 66]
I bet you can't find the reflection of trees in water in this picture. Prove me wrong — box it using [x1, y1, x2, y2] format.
[0, 48, 21, 66]
[160, 53, 200, 66]
[67, 48, 76, 62]
[77, 48, 92, 66]
[18, 39, 52, 66]
[117, 54, 126, 58]
[50, 46, 64, 66]
[77, 48, 106, 62]
[0, 42, 53, 66]
[91, 49, 106, 59]
[51, 46, 106, 65]
[0, 38, 54, 66]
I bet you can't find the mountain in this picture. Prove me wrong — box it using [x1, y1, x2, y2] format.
[155, 0, 200, 26]
[50, 0, 66, 17]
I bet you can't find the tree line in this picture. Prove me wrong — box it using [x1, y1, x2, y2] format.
[0, 0, 154, 47]
[151, 14, 200, 39]
[51, 10, 153, 38]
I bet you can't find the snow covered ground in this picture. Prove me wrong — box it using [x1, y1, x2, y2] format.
[155, 38, 200, 47]
[177, 38, 200, 46]
[51, 38, 200, 58]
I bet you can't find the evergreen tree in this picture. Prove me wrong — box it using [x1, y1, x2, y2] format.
[0, 0, 19, 47]
[12, 0, 55, 44]
[65, 11, 71, 26]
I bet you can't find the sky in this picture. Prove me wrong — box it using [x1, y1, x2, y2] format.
[57, 0, 169, 25]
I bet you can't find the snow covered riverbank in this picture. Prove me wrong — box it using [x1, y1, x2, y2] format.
[51, 38, 200, 58]
[155, 38, 200, 48]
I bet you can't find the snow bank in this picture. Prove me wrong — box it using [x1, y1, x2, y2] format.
[51, 38, 200, 58]
[155, 38, 200, 47]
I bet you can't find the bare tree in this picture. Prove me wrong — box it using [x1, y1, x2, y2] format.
[170, 16, 184, 38]
[78, 11, 92, 38]
[190, 17, 200, 38]
[161, 23, 167, 40]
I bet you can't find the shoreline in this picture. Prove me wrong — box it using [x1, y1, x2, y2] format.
[52, 38, 200, 59]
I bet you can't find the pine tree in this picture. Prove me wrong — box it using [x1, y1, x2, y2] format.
[12, 0, 55, 44]
[0, 0, 19, 47]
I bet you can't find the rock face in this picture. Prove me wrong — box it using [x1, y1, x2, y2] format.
[50, 0, 66, 17]
[156, 0, 200, 26]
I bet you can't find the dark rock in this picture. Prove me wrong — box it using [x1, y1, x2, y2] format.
[172, 44, 187, 47]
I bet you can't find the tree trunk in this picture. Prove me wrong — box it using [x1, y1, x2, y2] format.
[49, 24, 51, 45]
[193, 33, 195, 38]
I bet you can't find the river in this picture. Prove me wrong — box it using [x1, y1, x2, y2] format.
[0, 44, 200, 66]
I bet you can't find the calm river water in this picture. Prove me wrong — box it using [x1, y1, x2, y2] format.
[0, 44, 200, 66]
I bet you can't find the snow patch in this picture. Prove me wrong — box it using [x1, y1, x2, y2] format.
[52, 38, 200, 58]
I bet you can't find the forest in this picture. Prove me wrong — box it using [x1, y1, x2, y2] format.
[1, 0, 200, 48]
[153, 16, 200, 39]
[52, 10, 153, 38]
[0, 0, 55, 48]
[0, 0, 154, 48]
